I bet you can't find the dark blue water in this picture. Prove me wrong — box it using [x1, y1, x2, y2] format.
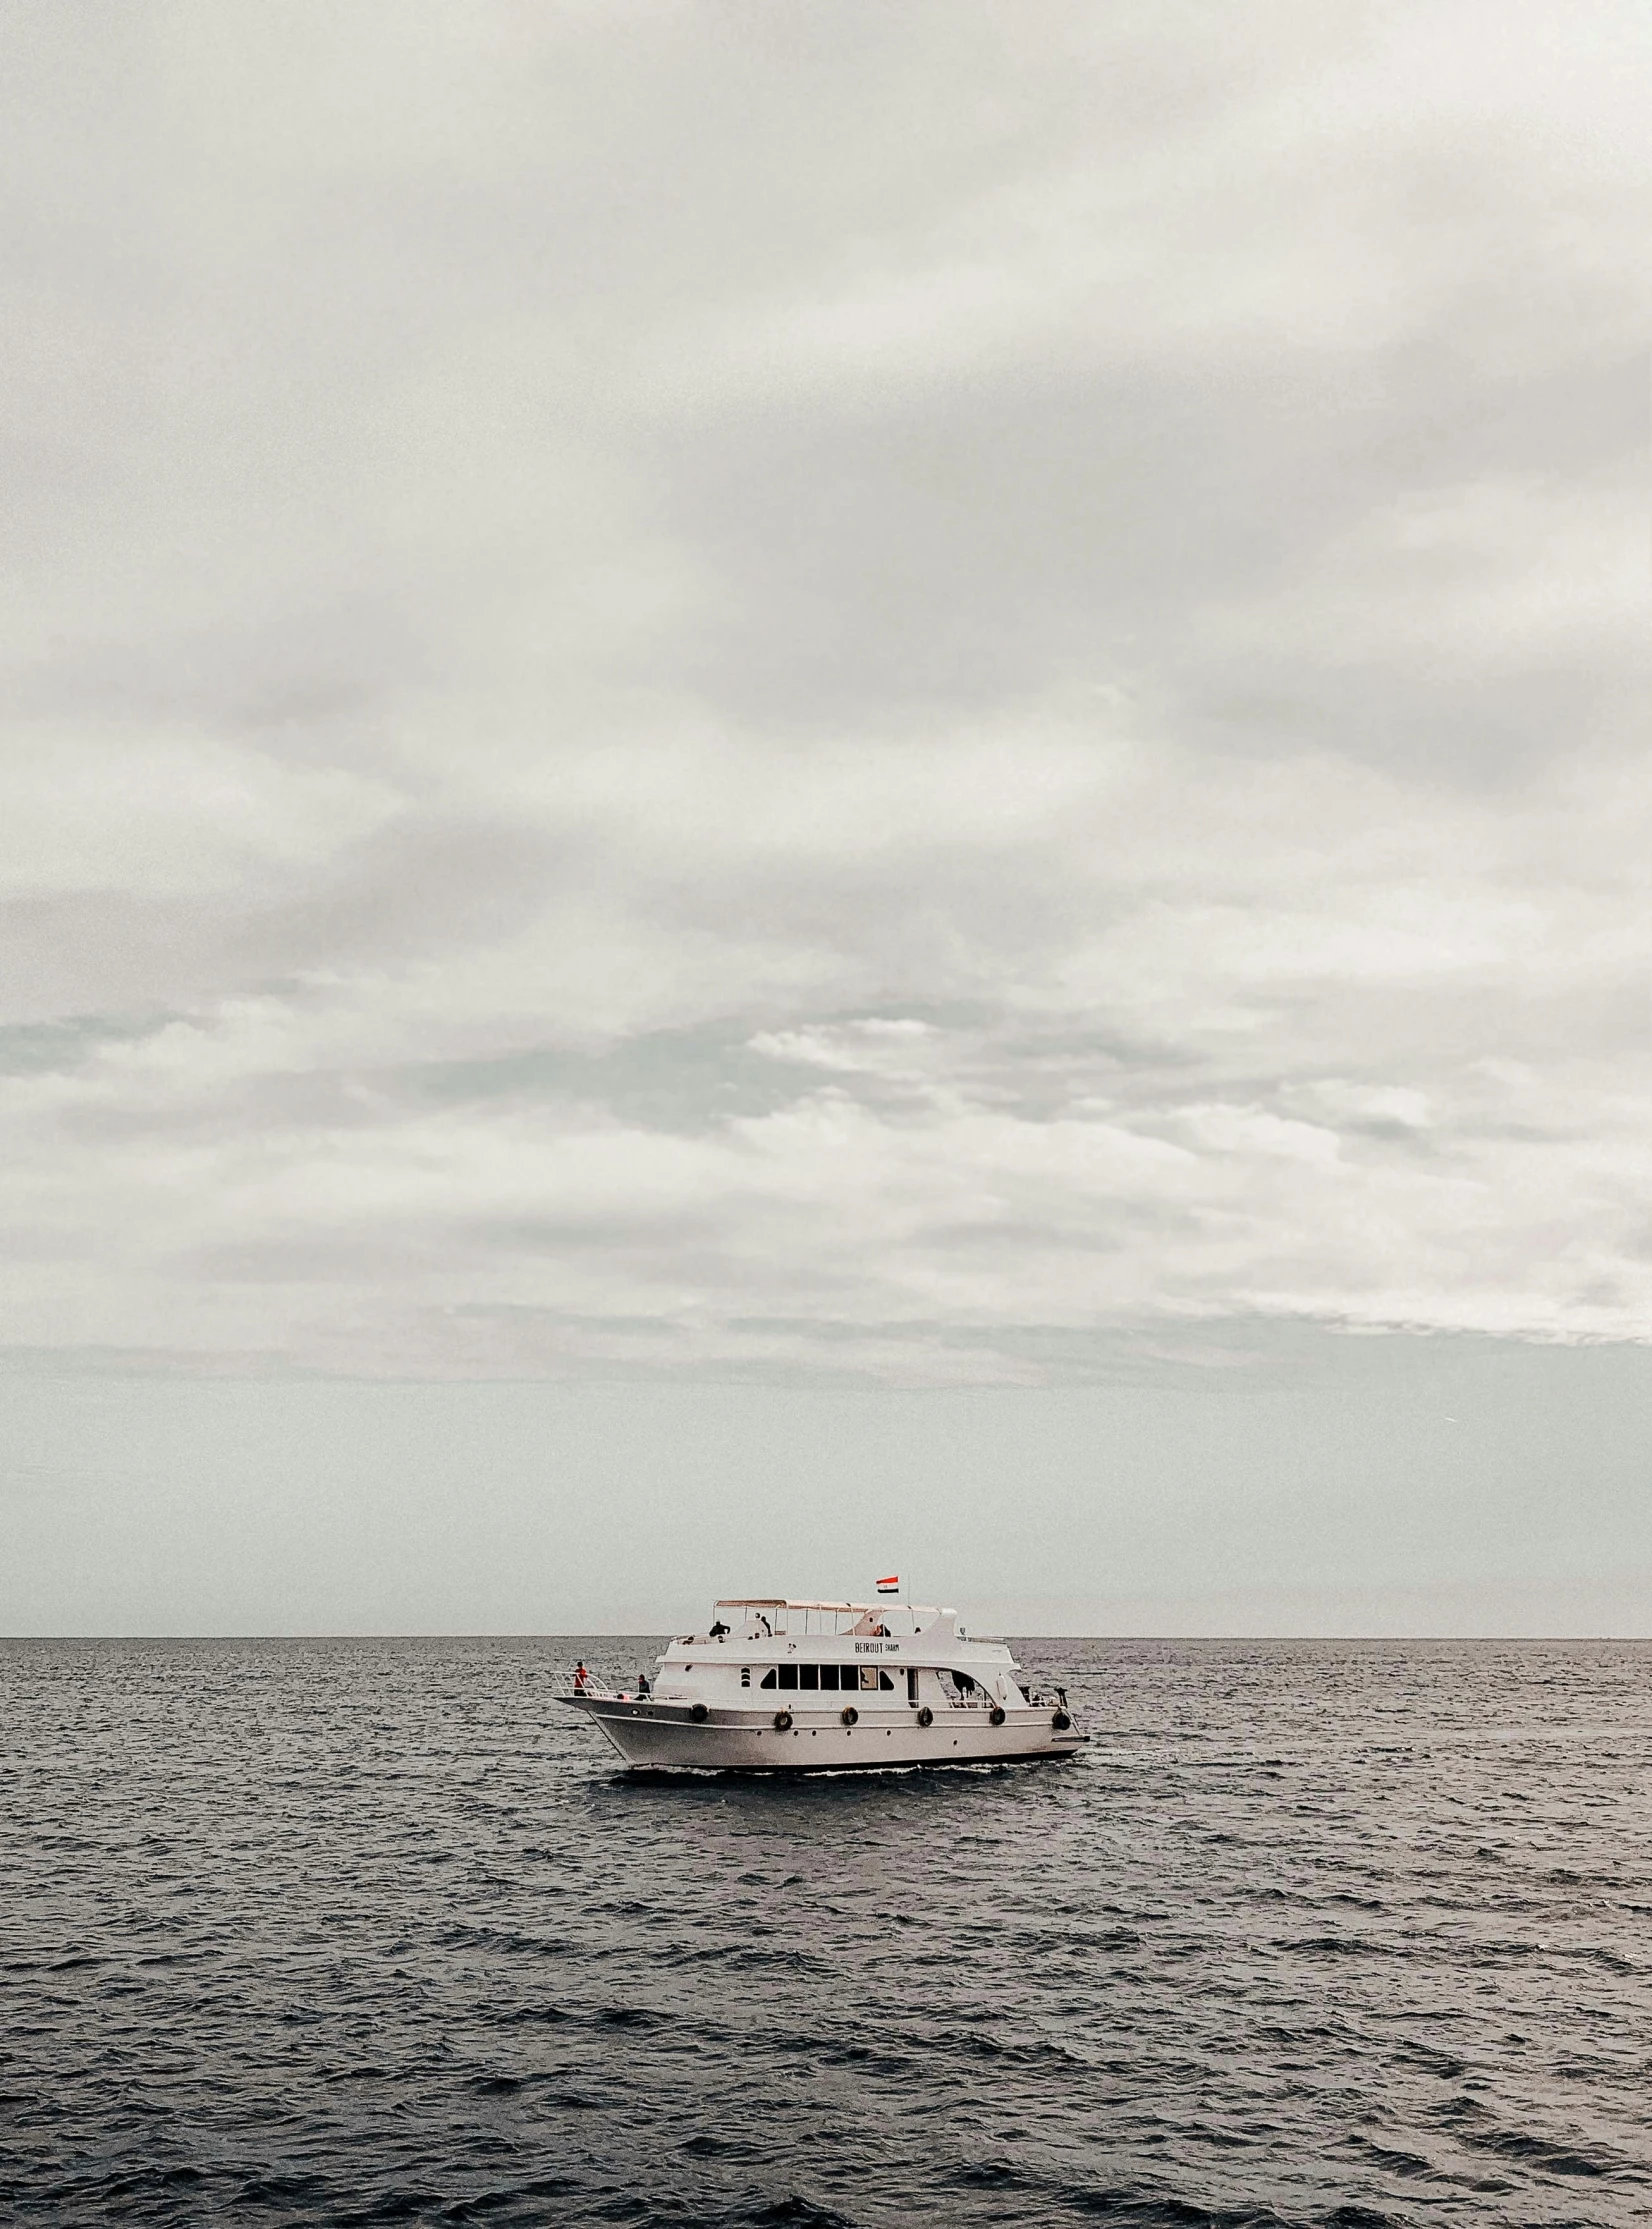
[2, 1639, 1648, 2227]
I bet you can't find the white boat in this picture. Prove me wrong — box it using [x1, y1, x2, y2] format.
[559, 1595, 1084, 1772]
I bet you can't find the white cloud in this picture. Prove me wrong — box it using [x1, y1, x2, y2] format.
[0, 2, 1645, 1382]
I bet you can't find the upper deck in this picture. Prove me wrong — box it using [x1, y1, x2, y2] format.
[660, 1597, 1017, 1683]
[696, 1598, 958, 1641]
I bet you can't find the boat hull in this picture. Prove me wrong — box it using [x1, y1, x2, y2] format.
[561, 1694, 1086, 1772]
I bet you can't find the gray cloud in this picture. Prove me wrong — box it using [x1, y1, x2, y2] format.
[0, 0, 1646, 1388]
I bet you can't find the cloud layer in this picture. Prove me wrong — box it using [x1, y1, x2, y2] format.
[2, 1, 1646, 1383]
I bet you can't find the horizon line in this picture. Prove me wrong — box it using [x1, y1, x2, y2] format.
[4, 1630, 1649, 1645]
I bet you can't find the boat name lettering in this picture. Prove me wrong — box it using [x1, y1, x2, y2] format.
[855, 1641, 898, 1654]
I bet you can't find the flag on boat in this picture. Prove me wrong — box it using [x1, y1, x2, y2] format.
[876, 1575, 899, 1594]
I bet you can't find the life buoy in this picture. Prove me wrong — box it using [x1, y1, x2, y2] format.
[773, 1709, 793, 1731]
[916, 1706, 933, 1728]
[690, 1702, 709, 1722]
[989, 1705, 1006, 1726]
[1052, 1710, 1071, 1731]
[840, 1705, 858, 1726]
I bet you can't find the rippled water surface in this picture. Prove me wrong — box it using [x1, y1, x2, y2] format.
[3, 1639, 1649, 2227]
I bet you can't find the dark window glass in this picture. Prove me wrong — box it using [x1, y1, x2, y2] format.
[778, 1664, 798, 1690]
[878, 1670, 894, 1690]
[819, 1663, 839, 1691]
[760, 1669, 777, 1689]
[799, 1664, 818, 1690]
[907, 1669, 919, 1703]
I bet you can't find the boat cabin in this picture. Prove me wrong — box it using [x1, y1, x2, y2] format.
[647, 1596, 1049, 1717]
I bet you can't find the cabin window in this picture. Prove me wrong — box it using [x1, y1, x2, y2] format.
[757, 1662, 894, 1694]
[740, 1667, 751, 1688]
[906, 1669, 919, 1703]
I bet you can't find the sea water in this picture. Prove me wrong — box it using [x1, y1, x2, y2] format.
[2, 1638, 1648, 2226]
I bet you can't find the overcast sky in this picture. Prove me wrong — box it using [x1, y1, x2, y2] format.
[2, 4, 1647, 1633]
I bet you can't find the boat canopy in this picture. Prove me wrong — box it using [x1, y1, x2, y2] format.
[715, 1598, 874, 1612]
[710, 1598, 949, 1633]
